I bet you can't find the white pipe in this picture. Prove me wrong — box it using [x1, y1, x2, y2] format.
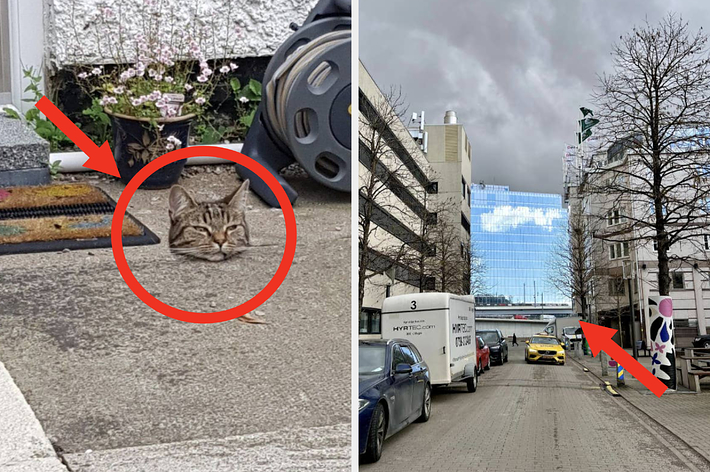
[49, 142, 244, 173]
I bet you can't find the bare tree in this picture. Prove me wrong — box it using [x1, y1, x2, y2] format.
[358, 86, 431, 310]
[427, 203, 469, 294]
[590, 14, 710, 296]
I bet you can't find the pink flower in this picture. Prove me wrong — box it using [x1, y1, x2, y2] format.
[131, 98, 142, 106]
[195, 97, 206, 105]
[91, 68, 102, 76]
[239, 96, 249, 104]
[230, 63, 238, 71]
[127, 68, 136, 78]
[197, 75, 208, 83]
[220, 65, 230, 74]
[113, 86, 125, 94]
[184, 83, 193, 92]
[78, 72, 88, 79]
[164, 76, 174, 83]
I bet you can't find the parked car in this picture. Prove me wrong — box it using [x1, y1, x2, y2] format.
[359, 339, 431, 463]
[476, 329, 508, 365]
[476, 335, 491, 374]
[525, 335, 566, 365]
[693, 334, 710, 349]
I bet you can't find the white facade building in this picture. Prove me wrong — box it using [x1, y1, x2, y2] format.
[359, 62, 436, 335]
[569, 145, 710, 348]
[0, 0, 315, 109]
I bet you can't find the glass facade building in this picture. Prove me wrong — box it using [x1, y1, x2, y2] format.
[470, 185, 570, 306]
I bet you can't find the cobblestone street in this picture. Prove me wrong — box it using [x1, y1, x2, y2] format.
[360, 345, 710, 472]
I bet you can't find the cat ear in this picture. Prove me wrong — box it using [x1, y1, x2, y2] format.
[169, 185, 196, 220]
[227, 179, 250, 210]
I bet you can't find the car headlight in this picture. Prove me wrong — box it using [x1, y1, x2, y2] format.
[695, 337, 701, 342]
[528, 348, 536, 353]
[359, 399, 369, 412]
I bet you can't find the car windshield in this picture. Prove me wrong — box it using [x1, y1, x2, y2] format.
[359, 343, 387, 374]
[478, 332, 499, 345]
[530, 337, 559, 345]
[563, 327, 577, 335]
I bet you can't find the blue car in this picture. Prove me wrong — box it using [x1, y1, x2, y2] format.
[358, 338, 431, 463]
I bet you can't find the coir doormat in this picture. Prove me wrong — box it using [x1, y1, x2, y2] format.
[0, 183, 159, 255]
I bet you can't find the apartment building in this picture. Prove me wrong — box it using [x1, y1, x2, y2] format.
[567, 143, 710, 347]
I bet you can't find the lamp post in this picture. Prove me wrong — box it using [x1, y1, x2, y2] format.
[623, 261, 639, 360]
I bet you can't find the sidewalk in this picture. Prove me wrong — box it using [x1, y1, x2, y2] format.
[0, 361, 67, 471]
[572, 348, 710, 463]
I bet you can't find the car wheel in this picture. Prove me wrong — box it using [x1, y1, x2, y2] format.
[504, 349, 509, 363]
[484, 356, 491, 371]
[362, 403, 386, 463]
[478, 361, 483, 375]
[417, 384, 431, 423]
[466, 371, 478, 392]
[704, 341, 710, 349]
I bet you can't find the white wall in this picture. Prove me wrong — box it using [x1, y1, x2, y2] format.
[475, 318, 548, 339]
[46, 0, 317, 66]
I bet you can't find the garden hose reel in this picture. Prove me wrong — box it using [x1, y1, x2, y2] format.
[236, 0, 351, 207]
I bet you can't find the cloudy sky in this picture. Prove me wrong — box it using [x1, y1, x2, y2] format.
[359, 0, 710, 195]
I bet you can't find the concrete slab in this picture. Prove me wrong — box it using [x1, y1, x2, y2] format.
[64, 424, 350, 472]
[0, 115, 49, 171]
[0, 361, 66, 471]
[0, 169, 351, 458]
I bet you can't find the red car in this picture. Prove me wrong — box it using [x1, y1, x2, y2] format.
[476, 336, 491, 374]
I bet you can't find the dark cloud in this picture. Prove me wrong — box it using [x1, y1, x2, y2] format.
[360, 0, 710, 195]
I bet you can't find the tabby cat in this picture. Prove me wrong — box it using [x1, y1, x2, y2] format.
[168, 180, 251, 261]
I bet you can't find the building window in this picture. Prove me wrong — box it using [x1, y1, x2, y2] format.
[609, 241, 629, 260]
[607, 208, 625, 226]
[608, 278, 625, 296]
[704, 234, 709, 251]
[672, 272, 684, 290]
[462, 177, 466, 199]
[653, 239, 658, 252]
[359, 308, 381, 334]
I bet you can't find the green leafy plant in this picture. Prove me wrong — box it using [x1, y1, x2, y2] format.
[230, 78, 262, 131]
[6, 67, 73, 152]
[48, 160, 62, 179]
[81, 98, 112, 145]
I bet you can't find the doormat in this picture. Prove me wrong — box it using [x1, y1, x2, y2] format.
[0, 183, 159, 255]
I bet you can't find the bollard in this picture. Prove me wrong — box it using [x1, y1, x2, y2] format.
[601, 351, 608, 376]
[617, 363, 625, 387]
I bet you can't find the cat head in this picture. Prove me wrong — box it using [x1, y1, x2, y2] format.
[168, 180, 250, 261]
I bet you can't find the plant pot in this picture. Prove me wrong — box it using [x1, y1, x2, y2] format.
[107, 110, 196, 189]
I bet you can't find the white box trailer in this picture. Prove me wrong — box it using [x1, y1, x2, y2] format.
[381, 293, 479, 392]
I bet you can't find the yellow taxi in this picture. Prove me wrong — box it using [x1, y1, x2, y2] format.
[525, 334, 566, 365]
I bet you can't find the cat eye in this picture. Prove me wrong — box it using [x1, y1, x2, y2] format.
[226, 224, 240, 232]
[193, 226, 211, 235]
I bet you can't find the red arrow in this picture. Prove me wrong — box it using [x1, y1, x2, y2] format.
[35, 96, 120, 178]
[580, 321, 667, 397]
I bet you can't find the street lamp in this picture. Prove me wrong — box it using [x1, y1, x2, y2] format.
[623, 261, 639, 359]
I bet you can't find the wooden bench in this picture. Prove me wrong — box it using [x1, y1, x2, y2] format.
[677, 355, 710, 393]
